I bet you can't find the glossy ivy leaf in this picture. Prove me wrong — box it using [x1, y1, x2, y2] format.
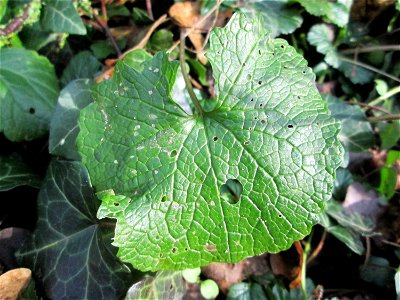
[0, 154, 41, 191]
[0, 48, 59, 141]
[17, 160, 132, 299]
[60, 51, 101, 86]
[227, 282, 267, 300]
[125, 271, 184, 300]
[326, 95, 375, 152]
[360, 256, 395, 286]
[77, 13, 343, 271]
[319, 212, 364, 255]
[240, 0, 303, 37]
[41, 0, 86, 35]
[49, 79, 93, 160]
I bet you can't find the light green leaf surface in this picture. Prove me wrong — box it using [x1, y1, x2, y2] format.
[60, 51, 101, 86]
[298, 0, 351, 27]
[18, 160, 132, 299]
[0, 48, 59, 141]
[307, 24, 340, 68]
[0, 154, 41, 191]
[78, 13, 343, 271]
[41, 0, 86, 34]
[326, 95, 375, 152]
[49, 79, 93, 160]
[125, 271, 184, 300]
[240, 0, 303, 37]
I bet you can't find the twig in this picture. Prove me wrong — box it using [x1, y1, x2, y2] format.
[363, 237, 371, 267]
[307, 229, 327, 264]
[339, 45, 400, 54]
[381, 239, 400, 248]
[368, 114, 400, 123]
[93, 11, 121, 56]
[346, 101, 393, 114]
[369, 85, 400, 106]
[167, 0, 224, 54]
[339, 56, 400, 83]
[120, 14, 168, 59]
[146, 0, 154, 20]
[180, 30, 204, 117]
[0, 2, 31, 36]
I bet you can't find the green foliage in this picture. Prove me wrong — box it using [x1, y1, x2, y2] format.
[0, 154, 41, 191]
[240, 1, 303, 37]
[0, 48, 59, 141]
[182, 268, 201, 283]
[17, 160, 132, 299]
[379, 150, 400, 200]
[125, 271, 184, 300]
[40, 0, 86, 34]
[77, 13, 342, 271]
[227, 282, 267, 300]
[49, 79, 93, 160]
[200, 279, 219, 299]
[60, 51, 101, 86]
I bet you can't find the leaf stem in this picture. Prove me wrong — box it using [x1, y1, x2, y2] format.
[369, 85, 400, 106]
[180, 31, 204, 117]
[301, 231, 313, 300]
[367, 114, 400, 123]
[338, 56, 400, 83]
[339, 45, 400, 54]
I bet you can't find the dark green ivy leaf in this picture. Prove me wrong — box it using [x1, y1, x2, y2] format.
[60, 51, 101, 86]
[17, 160, 132, 299]
[0, 48, 59, 141]
[0, 154, 41, 191]
[41, 0, 86, 35]
[49, 79, 93, 160]
[77, 13, 343, 271]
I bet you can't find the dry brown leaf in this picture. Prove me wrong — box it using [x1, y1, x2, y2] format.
[269, 241, 303, 288]
[201, 254, 269, 293]
[0, 268, 31, 300]
[351, 0, 396, 21]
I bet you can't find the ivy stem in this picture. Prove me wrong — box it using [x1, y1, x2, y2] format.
[339, 44, 400, 54]
[369, 85, 400, 106]
[180, 30, 204, 117]
[301, 231, 313, 300]
[367, 114, 400, 123]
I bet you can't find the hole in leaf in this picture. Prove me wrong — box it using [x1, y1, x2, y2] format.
[170, 150, 177, 157]
[250, 98, 254, 102]
[247, 74, 252, 80]
[185, 247, 188, 251]
[258, 80, 262, 85]
[242, 62, 246, 66]
[29, 107, 35, 114]
[280, 45, 284, 49]
[213, 136, 218, 142]
[297, 96, 301, 99]
[259, 103, 263, 107]
[258, 49, 261, 55]
[170, 284, 174, 291]
[172, 247, 177, 253]
[217, 50, 221, 54]
[302, 70, 306, 74]
[261, 119, 266, 124]
[244, 141, 250, 145]
[254, 117, 258, 120]
[220, 179, 243, 204]
[283, 65, 288, 69]
[161, 196, 167, 202]
[288, 124, 294, 128]
[248, 127, 252, 131]
[113, 202, 120, 207]
[272, 52, 275, 56]
[278, 214, 282, 218]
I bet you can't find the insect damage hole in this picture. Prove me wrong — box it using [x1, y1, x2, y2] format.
[213, 136, 218, 142]
[220, 179, 243, 204]
[29, 107, 35, 114]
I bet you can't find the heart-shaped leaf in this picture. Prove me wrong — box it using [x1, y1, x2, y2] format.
[77, 13, 343, 271]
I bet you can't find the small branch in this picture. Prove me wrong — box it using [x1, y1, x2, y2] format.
[339, 45, 400, 54]
[363, 237, 371, 267]
[368, 114, 400, 123]
[381, 239, 400, 248]
[346, 101, 392, 114]
[146, 0, 154, 20]
[93, 11, 121, 56]
[167, 0, 224, 54]
[0, 2, 31, 36]
[180, 30, 204, 117]
[339, 56, 400, 83]
[307, 229, 327, 264]
[120, 14, 168, 59]
[369, 85, 400, 106]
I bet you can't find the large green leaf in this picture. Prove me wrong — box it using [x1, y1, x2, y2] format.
[17, 160, 132, 299]
[240, 0, 303, 37]
[49, 79, 93, 160]
[41, 0, 86, 35]
[0, 154, 41, 191]
[77, 13, 343, 271]
[326, 95, 375, 152]
[0, 48, 59, 141]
